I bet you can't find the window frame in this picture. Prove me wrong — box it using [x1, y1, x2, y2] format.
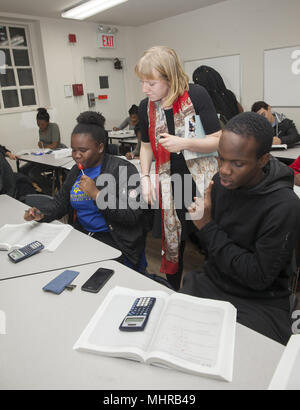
[0, 21, 39, 114]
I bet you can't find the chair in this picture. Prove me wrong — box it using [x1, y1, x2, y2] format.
[107, 143, 119, 155]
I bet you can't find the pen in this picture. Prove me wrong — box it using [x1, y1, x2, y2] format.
[130, 146, 134, 159]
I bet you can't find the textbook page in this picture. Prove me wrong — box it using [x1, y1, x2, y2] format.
[0, 221, 72, 251]
[73, 287, 168, 361]
[147, 293, 236, 382]
[269, 334, 300, 390]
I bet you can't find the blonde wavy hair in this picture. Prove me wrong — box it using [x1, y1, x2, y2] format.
[135, 46, 189, 107]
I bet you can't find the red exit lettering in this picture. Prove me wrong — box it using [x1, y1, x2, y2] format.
[101, 35, 114, 48]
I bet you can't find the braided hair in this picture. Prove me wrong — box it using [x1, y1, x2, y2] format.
[192, 65, 240, 123]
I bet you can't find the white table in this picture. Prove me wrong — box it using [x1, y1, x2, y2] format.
[0, 260, 284, 390]
[271, 145, 300, 160]
[0, 195, 121, 280]
[108, 131, 135, 144]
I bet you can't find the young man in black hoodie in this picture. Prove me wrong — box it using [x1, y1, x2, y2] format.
[251, 101, 300, 147]
[181, 112, 300, 345]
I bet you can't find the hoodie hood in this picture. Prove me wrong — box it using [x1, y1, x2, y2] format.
[239, 156, 294, 196]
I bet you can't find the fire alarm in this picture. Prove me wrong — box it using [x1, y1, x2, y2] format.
[72, 84, 84, 96]
[68, 34, 76, 43]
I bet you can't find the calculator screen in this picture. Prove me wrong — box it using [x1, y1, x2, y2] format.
[124, 316, 145, 326]
[9, 249, 24, 259]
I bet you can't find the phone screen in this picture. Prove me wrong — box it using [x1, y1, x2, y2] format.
[81, 268, 114, 293]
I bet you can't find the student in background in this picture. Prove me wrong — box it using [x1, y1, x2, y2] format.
[36, 107, 61, 150]
[251, 101, 300, 147]
[181, 112, 300, 345]
[20, 108, 62, 194]
[113, 104, 139, 131]
[192, 65, 243, 127]
[289, 156, 300, 186]
[135, 45, 221, 291]
[24, 111, 146, 273]
[125, 124, 142, 160]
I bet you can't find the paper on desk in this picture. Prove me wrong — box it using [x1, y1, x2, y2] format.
[0, 221, 72, 252]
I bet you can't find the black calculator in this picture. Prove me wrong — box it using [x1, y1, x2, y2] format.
[8, 241, 44, 263]
[119, 297, 156, 332]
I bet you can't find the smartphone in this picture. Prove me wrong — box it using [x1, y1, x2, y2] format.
[81, 268, 114, 293]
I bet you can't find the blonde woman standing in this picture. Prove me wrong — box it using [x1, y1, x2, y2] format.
[135, 46, 221, 290]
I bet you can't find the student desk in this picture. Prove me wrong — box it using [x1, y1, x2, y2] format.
[272, 145, 300, 161]
[0, 259, 284, 390]
[108, 131, 135, 144]
[0, 195, 121, 280]
[16, 152, 72, 193]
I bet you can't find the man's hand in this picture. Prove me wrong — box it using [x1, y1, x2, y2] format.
[188, 181, 213, 230]
[79, 175, 99, 200]
[273, 136, 282, 145]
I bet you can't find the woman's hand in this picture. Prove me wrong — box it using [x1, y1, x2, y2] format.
[158, 133, 185, 153]
[24, 207, 44, 221]
[141, 175, 156, 205]
[79, 175, 99, 200]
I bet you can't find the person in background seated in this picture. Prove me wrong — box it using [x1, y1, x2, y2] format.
[113, 104, 139, 131]
[288, 156, 300, 186]
[24, 111, 146, 273]
[180, 112, 300, 345]
[20, 108, 62, 194]
[125, 124, 142, 160]
[251, 101, 300, 147]
[0, 144, 17, 161]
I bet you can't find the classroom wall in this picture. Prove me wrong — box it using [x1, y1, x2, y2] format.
[0, 12, 137, 165]
[132, 0, 300, 130]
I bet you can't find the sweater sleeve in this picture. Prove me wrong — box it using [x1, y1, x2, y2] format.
[279, 119, 300, 146]
[196, 198, 300, 291]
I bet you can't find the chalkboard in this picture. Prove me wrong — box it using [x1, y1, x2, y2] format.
[184, 54, 241, 101]
[264, 45, 300, 107]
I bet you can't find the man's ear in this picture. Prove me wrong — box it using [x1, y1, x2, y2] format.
[258, 152, 270, 169]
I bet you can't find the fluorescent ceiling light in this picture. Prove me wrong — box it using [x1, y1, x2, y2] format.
[62, 0, 128, 20]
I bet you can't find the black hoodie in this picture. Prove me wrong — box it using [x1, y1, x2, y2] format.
[196, 156, 300, 306]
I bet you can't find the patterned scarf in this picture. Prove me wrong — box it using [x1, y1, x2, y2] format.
[148, 91, 218, 275]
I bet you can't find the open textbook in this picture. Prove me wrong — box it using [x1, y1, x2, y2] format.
[0, 221, 72, 252]
[268, 334, 300, 390]
[73, 286, 237, 382]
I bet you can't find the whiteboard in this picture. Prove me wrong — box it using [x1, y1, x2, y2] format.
[184, 54, 241, 101]
[264, 46, 300, 107]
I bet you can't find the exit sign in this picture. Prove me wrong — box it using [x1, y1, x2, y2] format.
[99, 34, 115, 49]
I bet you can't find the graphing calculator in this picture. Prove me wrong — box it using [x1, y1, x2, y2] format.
[8, 241, 44, 263]
[119, 297, 156, 332]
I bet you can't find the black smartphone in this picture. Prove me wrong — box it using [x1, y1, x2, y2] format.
[81, 268, 114, 293]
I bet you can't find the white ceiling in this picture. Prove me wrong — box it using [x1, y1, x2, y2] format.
[0, 0, 228, 27]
